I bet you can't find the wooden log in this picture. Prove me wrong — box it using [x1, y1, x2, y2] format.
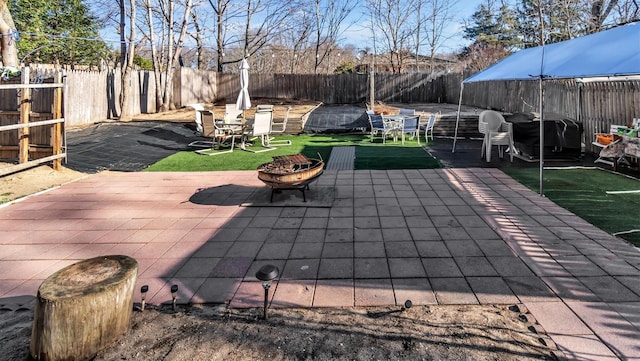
[30, 255, 138, 361]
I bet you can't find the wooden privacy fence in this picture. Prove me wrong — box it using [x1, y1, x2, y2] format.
[0, 68, 65, 176]
[214, 72, 448, 105]
[442, 74, 640, 152]
[1, 66, 638, 157]
[63, 68, 157, 127]
[174, 67, 216, 106]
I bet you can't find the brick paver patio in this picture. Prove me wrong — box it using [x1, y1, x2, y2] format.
[1, 168, 639, 359]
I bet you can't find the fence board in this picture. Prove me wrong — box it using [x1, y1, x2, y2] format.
[447, 77, 640, 152]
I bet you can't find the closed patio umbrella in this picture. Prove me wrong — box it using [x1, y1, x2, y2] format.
[236, 59, 251, 120]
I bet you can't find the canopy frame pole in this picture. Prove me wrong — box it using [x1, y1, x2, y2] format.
[452, 83, 464, 152]
[537, 5, 546, 197]
[538, 77, 545, 195]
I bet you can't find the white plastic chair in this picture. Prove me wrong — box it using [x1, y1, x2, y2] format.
[187, 104, 217, 148]
[187, 104, 209, 136]
[419, 112, 439, 144]
[400, 115, 419, 145]
[478, 110, 491, 158]
[256, 104, 274, 113]
[480, 110, 514, 162]
[242, 111, 276, 153]
[398, 108, 415, 116]
[270, 106, 290, 134]
[224, 104, 243, 123]
[368, 112, 391, 143]
[268, 106, 292, 146]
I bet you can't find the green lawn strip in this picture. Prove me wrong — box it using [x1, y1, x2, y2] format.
[355, 144, 440, 169]
[146, 134, 440, 172]
[503, 168, 640, 246]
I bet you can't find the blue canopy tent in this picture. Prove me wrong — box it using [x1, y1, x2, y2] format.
[452, 22, 640, 194]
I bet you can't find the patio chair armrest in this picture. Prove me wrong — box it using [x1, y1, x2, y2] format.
[499, 122, 513, 132]
[478, 121, 488, 134]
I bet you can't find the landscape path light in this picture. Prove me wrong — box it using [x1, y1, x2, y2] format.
[140, 285, 149, 311]
[255, 264, 279, 320]
[170, 284, 179, 311]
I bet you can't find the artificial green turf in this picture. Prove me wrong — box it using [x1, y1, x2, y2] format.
[355, 146, 440, 169]
[503, 168, 640, 246]
[145, 134, 440, 172]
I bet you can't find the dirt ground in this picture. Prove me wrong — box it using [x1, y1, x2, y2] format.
[1, 302, 558, 361]
[0, 163, 89, 204]
[0, 100, 558, 360]
[133, 98, 324, 124]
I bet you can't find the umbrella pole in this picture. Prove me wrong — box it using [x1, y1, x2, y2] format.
[241, 109, 247, 149]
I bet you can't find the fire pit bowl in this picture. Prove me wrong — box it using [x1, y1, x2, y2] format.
[257, 154, 324, 202]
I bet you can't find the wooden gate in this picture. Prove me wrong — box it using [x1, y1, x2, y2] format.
[0, 67, 66, 176]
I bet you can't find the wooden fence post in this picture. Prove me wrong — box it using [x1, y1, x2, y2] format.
[19, 67, 30, 164]
[52, 71, 63, 170]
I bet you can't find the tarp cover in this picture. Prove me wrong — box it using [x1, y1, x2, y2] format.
[464, 22, 640, 83]
[507, 113, 583, 159]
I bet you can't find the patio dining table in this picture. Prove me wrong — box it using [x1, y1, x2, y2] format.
[205, 120, 247, 154]
[382, 114, 407, 142]
[217, 119, 244, 135]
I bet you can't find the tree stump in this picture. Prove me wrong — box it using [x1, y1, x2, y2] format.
[30, 255, 138, 361]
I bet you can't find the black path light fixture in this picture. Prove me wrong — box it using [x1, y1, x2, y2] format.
[255, 264, 280, 320]
[140, 285, 149, 311]
[171, 284, 179, 311]
[367, 299, 413, 318]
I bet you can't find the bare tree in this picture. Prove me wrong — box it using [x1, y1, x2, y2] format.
[255, 5, 357, 75]
[119, 0, 127, 67]
[275, 8, 313, 73]
[205, 0, 294, 72]
[462, 42, 511, 72]
[118, 0, 137, 121]
[414, 0, 457, 74]
[311, 0, 357, 74]
[367, 0, 416, 73]
[237, 0, 298, 63]
[611, 0, 640, 24]
[141, 0, 193, 111]
[207, 0, 239, 71]
[188, 9, 205, 69]
[515, 0, 624, 43]
[588, 0, 619, 32]
[141, 0, 163, 110]
[0, 0, 18, 67]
